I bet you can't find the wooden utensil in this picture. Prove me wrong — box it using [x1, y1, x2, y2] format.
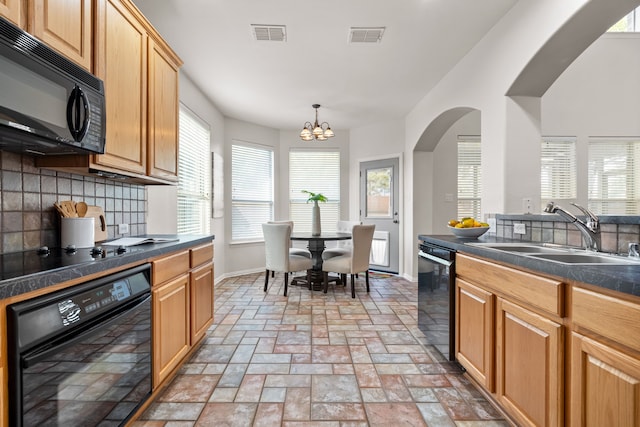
[76, 202, 88, 217]
[85, 205, 107, 242]
[62, 201, 78, 217]
[54, 202, 67, 217]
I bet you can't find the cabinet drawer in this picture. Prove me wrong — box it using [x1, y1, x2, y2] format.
[457, 253, 564, 317]
[572, 286, 640, 353]
[190, 242, 213, 268]
[153, 250, 189, 285]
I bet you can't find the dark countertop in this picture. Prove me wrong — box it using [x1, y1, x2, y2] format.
[0, 234, 214, 300]
[419, 234, 640, 298]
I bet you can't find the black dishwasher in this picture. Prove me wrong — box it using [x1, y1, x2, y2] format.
[418, 240, 456, 361]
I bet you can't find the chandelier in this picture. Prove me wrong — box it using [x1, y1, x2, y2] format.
[300, 104, 334, 141]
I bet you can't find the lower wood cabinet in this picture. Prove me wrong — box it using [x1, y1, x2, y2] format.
[570, 333, 640, 427]
[190, 261, 214, 344]
[496, 297, 563, 427]
[456, 253, 640, 427]
[151, 242, 214, 389]
[455, 277, 494, 391]
[152, 272, 190, 387]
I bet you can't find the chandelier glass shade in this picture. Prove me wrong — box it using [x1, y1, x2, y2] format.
[300, 104, 334, 141]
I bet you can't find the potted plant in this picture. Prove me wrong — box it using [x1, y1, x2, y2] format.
[302, 190, 327, 236]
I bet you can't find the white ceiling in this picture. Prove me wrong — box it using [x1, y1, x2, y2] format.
[132, 0, 517, 132]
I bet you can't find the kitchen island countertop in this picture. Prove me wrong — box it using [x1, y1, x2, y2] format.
[419, 234, 640, 297]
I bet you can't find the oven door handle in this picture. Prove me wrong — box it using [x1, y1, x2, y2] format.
[418, 250, 453, 267]
[22, 294, 151, 369]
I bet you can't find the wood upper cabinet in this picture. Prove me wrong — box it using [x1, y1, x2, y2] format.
[496, 297, 563, 427]
[36, 0, 182, 184]
[148, 37, 179, 182]
[94, 0, 147, 176]
[28, 0, 93, 70]
[455, 277, 494, 391]
[0, 0, 24, 28]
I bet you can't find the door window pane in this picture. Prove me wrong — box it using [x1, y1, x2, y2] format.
[366, 167, 392, 218]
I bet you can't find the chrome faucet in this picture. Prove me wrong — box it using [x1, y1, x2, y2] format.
[544, 202, 601, 251]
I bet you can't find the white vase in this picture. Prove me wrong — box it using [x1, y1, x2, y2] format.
[311, 201, 321, 236]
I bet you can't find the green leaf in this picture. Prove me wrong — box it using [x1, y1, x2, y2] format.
[301, 190, 328, 203]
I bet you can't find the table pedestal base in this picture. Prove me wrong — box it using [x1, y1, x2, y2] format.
[291, 270, 343, 291]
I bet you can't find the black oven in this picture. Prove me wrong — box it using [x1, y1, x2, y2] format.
[418, 241, 456, 361]
[7, 264, 152, 427]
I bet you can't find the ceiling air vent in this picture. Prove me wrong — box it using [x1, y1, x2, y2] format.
[251, 24, 287, 42]
[349, 27, 385, 43]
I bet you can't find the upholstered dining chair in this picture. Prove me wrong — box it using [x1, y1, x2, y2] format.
[262, 223, 313, 296]
[322, 220, 361, 260]
[268, 220, 312, 259]
[322, 224, 375, 298]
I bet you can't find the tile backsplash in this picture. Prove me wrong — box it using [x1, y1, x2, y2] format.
[1, 152, 146, 253]
[493, 213, 640, 255]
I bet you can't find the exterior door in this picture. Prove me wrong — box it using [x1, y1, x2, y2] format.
[360, 158, 400, 273]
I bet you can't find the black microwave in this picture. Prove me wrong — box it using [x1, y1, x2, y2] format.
[0, 17, 105, 155]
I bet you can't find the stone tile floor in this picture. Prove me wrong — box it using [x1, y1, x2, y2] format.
[134, 272, 509, 426]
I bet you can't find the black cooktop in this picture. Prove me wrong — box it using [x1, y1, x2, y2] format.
[0, 245, 150, 282]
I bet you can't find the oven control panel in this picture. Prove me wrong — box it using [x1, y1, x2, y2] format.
[7, 264, 150, 352]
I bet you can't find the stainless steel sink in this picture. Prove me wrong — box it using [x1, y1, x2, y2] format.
[467, 242, 640, 265]
[527, 253, 638, 265]
[467, 243, 569, 254]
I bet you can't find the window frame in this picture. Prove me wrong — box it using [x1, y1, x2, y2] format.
[289, 148, 341, 234]
[457, 135, 482, 219]
[588, 137, 640, 215]
[177, 104, 211, 235]
[541, 136, 577, 206]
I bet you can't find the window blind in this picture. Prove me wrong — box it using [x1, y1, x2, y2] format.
[177, 106, 211, 235]
[457, 136, 481, 219]
[541, 137, 577, 205]
[588, 138, 640, 214]
[289, 150, 340, 233]
[232, 143, 274, 241]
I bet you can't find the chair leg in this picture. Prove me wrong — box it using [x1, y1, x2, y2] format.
[272, 271, 275, 278]
[341, 273, 347, 287]
[323, 272, 329, 293]
[365, 270, 370, 292]
[284, 272, 288, 297]
[308, 270, 312, 291]
[264, 269, 269, 292]
[351, 274, 356, 298]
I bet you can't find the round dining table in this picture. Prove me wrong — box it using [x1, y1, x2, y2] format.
[290, 232, 352, 289]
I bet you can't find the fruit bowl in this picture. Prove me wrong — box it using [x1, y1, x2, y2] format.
[447, 225, 490, 239]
